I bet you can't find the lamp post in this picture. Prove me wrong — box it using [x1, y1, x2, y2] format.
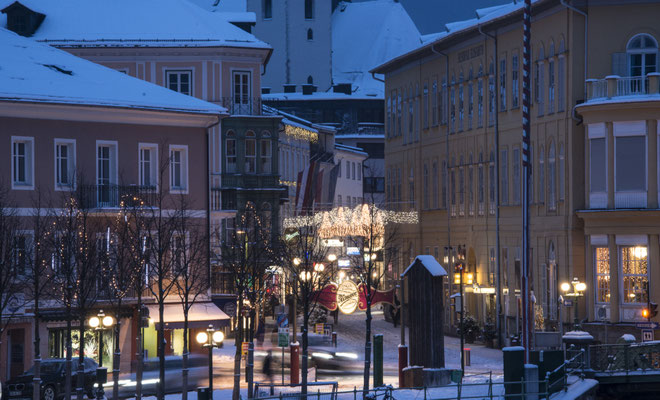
[561, 278, 586, 330]
[89, 310, 114, 367]
[196, 325, 225, 394]
[446, 245, 468, 374]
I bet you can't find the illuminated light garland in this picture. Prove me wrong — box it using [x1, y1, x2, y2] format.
[279, 180, 298, 187]
[284, 124, 319, 143]
[283, 204, 418, 238]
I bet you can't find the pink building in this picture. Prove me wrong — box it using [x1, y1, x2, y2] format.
[0, 27, 226, 381]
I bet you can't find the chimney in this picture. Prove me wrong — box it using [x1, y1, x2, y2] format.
[333, 83, 352, 95]
[261, 87, 271, 94]
[302, 84, 317, 95]
[283, 84, 296, 93]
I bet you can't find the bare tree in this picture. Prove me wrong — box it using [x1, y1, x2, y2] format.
[172, 195, 209, 400]
[279, 212, 334, 395]
[0, 186, 25, 379]
[221, 203, 276, 400]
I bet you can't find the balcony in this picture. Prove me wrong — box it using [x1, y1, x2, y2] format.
[220, 174, 280, 189]
[217, 97, 262, 116]
[78, 184, 157, 209]
[586, 73, 660, 101]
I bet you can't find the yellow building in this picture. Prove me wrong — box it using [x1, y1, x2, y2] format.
[373, 0, 660, 344]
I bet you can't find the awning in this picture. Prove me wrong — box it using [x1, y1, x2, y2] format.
[146, 302, 230, 329]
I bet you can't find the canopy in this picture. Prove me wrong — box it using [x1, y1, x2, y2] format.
[146, 302, 230, 329]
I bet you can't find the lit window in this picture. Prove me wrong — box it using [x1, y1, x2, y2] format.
[621, 245, 648, 304]
[594, 247, 610, 303]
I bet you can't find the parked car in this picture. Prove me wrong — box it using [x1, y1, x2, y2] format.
[3, 358, 98, 400]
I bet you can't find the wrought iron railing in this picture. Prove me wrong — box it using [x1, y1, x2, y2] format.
[590, 341, 660, 373]
[78, 184, 157, 209]
[217, 97, 263, 116]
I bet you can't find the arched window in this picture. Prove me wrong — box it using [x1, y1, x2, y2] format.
[307, 28, 313, 41]
[548, 141, 556, 210]
[627, 34, 658, 77]
[304, 0, 314, 19]
[307, 75, 313, 84]
[544, 242, 557, 321]
[226, 130, 236, 173]
[245, 131, 256, 173]
[559, 143, 565, 201]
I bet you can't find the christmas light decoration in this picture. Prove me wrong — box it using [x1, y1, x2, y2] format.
[284, 124, 319, 143]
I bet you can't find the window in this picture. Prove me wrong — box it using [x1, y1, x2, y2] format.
[450, 158, 456, 216]
[538, 146, 545, 203]
[459, 155, 465, 215]
[488, 61, 495, 126]
[450, 85, 456, 133]
[408, 87, 414, 141]
[500, 58, 507, 111]
[559, 143, 565, 201]
[138, 144, 157, 188]
[423, 82, 429, 129]
[590, 135, 607, 207]
[501, 149, 508, 205]
[621, 245, 648, 304]
[478, 153, 484, 215]
[513, 148, 520, 204]
[512, 54, 519, 108]
[260, 138, 272, 174]
[558, 55, 566, 111]
[442, 161, 447, 209]
[440, 78, 447, 125]
[423, 163, 429, 209]
[432, 161, 439, 209]
[263, 0, 272, 19]
[478, 79, 484, 127]
[307, 29, 313, 41]
[345, 160, 350, 178]
[245, 131, 256, 174]
[226, 131, 237, 173]
[537, 61, 545, 116]
[548, 142, 556, 210]
[170, 146, 188, 192]
[458, 83, 464, 131]
[387, 95, 392, 138]
[397, 91, 402, 135]
[468, 154, 474, 216]
[171, 234, 185, 275]
[529, 144, 534, 204]
[232, 71, 251, 114]
[304, 0, 314, 19]
[595, 247, 610, 303]
[337, 160, 341, 178]
[357, 163, 362, 180]
[548, 59, 555, 113]
[55, 139, 75, 189]
[337, 195, 342, 207]
[432, 80, 438, 126]
[408, 168, 415, 205]
[468, 81, 473, 130]
[397, 168, 402, 204]
[11, 137, 34, 189]
[627, 34, 657, 92]
[352, 162, 356, 180]
[489, 151, 495, 214]
[615, 136, 646, 192]
[166, 70, 192, 96]
[12, 233, 30, 276]
[96, 142, 117, 206]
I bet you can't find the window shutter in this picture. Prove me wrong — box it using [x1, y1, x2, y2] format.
[611, 52, 627, 76]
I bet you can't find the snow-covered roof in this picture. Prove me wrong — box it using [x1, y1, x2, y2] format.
[331, 0, 421, 99]
[0, 0, 268, 49]
[263, 90, 381, 101]
[402, 255, 447, 278]
[0, 28, 226, 115]
[335, 143, 368, 157]
[373, 0, 545, 74]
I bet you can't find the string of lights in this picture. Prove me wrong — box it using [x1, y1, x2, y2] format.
[284, 124, 319, 143]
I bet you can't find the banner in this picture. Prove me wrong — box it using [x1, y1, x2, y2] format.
[311, 282, 396, 314]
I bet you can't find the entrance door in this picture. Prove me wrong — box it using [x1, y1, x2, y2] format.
[8, 329, 25, 379]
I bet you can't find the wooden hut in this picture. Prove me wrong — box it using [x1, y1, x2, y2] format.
[402, 255, 447, 368]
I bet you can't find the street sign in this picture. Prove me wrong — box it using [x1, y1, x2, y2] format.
[276, 313, 289, 328]
[315, 323, 324, 335]
[241, 341, 249, 356]
[278, 332, 289, 347]
[636, 321, 660, 329]
[642, 329, 654, 342]
[563, 300, 573, 307]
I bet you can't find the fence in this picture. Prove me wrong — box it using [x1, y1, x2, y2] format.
[589, 341, 660, 373]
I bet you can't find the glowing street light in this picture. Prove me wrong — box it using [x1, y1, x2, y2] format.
[196, 324, 224, 393]
[561, 277, 587, 329]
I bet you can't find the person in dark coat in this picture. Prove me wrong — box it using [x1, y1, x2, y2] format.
[263, 349, 274, 393]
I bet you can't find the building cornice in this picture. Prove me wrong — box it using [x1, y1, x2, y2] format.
[0, 101, 223, 128]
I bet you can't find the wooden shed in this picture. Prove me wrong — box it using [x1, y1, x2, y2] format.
[402, 255, 447, 369]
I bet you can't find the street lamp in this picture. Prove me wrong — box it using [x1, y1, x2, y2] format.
[196, 325, 225, 393]
[446, 245, 467, 374]
[561, 277, 587, 329]
[89, 310, 114, 367]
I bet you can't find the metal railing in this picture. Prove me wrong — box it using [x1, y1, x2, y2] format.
[545, 347, 586, 394]
[217, 97, 263, 116]
[78, 184, 157, 209]
[589, 341, 660, 373]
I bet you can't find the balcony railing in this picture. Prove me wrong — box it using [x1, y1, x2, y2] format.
[220, 174, 280, 189]
[217, 97, 262, 116]
[586, 73, 660, 101]
[78, 184, 157, 209]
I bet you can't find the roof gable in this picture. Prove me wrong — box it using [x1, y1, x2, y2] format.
[1, 1, 44, 37]
[402, 255, 447, 278]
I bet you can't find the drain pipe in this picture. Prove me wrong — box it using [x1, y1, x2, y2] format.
[560, 0, 588, 99]
[478, 22, 502, 349]
[431, 43, 451, 256]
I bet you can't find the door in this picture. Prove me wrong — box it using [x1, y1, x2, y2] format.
[232, 71, 251, 114]
[97, 146, 111, 206]
[9, 329, 25, 379]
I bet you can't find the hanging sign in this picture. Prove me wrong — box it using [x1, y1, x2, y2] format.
[337, 281, 360, 314]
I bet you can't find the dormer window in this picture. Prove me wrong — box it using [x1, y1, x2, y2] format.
[1, 1, 46, 37]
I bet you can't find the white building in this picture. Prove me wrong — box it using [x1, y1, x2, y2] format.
[334, 143, 367, 208]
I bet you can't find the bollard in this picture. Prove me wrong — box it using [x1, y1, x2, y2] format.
[290, 343, 300, 384]
[332, 331, 337, 347]
[373, 334, 383, 387]
[398, 345, 408, 387]
[463, 348, 471, 367]
[524, 364, 539, 400]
